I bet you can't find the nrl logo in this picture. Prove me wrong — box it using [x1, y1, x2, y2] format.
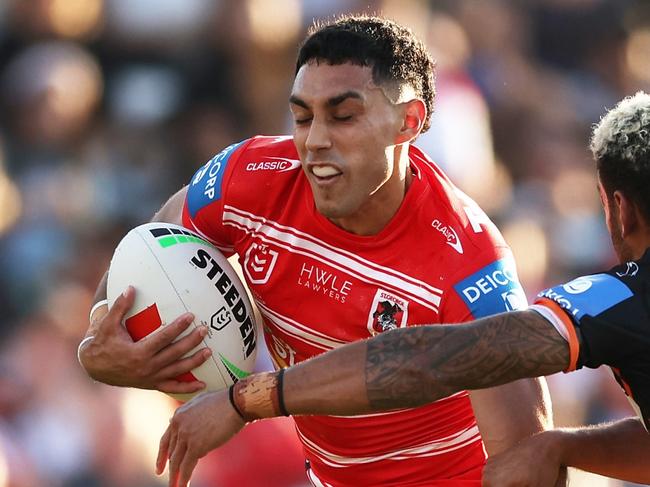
[244, 242, 279, 285]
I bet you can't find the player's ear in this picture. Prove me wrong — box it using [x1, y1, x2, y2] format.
[395, 99, 426, 144]
[614, 190, 639, 238]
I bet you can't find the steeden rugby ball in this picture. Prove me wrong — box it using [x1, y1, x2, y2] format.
[106, 222, 257, 402]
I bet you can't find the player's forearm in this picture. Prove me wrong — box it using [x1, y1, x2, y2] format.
[547, 418, 650, 483]
[229, 341, 370, 419]
[364, 309, 569, 411]
[233, 310, 569, 418]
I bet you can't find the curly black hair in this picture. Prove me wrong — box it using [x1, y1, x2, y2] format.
[296, 14, 436, 133]
[591, 92, 650, 222]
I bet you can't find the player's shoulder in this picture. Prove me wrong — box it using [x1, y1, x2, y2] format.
[237, 135, 299, 160]
[536, 268, 636, 322]
[410, 144, 507, 260]
[192, 135, 299, 184]
[538, 250, 650, 320]
[608, 249, 650, 291]
[409, 146, 527, 315]
[224, 135, 301, 183]
[186, 135, 302, 218]
[227, 134, 302, 197]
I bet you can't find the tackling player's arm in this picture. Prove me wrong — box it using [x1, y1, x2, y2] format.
[483, 417, 650, 486]
[78, 187, 211, 393]
[156, 309, 570, 487]
[291, 309, 568, 413]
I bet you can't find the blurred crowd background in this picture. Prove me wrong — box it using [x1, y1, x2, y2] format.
[0, 0, 648, 486]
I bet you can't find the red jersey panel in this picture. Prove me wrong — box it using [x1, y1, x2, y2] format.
[183, 136, 528, 487]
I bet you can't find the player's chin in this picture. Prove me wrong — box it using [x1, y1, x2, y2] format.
[313, 199, 351, 220]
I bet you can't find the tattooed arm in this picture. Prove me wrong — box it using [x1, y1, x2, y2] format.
[156, 309, 570, 486]
[283, 309, 569, 414]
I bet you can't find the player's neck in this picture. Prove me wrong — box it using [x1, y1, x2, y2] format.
[631, 218, 650, 260]
[633, 231, 650, 260]
[619, 229, 650, 262]
[329, 146, 413, 236]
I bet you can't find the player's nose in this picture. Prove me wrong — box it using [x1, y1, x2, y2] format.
[305, 117, 332, 152]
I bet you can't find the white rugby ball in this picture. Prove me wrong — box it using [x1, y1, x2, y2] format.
[106, 222, 258, 402]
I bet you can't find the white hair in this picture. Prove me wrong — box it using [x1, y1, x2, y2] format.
[590, 91, 650, 166]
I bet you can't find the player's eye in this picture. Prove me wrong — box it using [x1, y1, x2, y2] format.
[333, 115, 352, 122]
[294, 117, 312, 125]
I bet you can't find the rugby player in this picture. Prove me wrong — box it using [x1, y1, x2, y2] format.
[79, 15, 554, 486]
[158, 92, 650, 486]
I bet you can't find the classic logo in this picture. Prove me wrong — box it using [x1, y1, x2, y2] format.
[616, 262, 639, 278]
[432, 219, 463, 254]
[244, 242, 279, 285]
[245, 157, 301, 172]
[297, 262, 353, 303]
[367, 289, 409, 335]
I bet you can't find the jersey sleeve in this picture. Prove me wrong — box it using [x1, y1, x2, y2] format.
[532, 273, 635, 372]
[441, 248, 529, 324]
[182, 139, 251, 256]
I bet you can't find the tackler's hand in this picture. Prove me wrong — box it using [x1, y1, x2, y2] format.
[157, 389, 246, 487]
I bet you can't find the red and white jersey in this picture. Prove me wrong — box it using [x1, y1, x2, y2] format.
[183, 136, 528, 487]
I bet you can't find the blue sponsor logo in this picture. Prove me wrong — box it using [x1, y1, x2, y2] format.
[537, 273, 632, 320]
[187, 140, 246, 217]
[454, 258, 527, 318]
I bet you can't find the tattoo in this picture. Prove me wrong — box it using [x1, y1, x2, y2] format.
[365, 310, 570, 410]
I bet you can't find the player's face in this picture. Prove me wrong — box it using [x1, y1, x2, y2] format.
[290, 62, 407, 234]
[599, 180, 634, 263]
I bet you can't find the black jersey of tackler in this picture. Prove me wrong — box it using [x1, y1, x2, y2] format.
[539, 248, 650, 430]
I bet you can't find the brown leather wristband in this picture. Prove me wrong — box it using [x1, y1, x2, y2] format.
[231, 370, 288, 422]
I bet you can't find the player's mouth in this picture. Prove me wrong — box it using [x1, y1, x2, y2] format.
[309, 164, 343, 185]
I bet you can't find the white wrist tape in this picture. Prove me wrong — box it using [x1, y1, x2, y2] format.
[89, 299, 108, 323]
